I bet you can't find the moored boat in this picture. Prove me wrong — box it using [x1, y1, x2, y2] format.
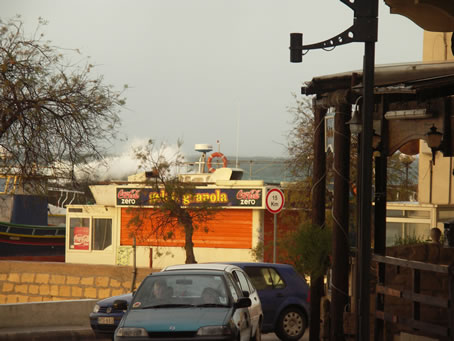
[0, 221, 65, 261]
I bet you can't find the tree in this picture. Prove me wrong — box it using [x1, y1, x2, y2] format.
[282, 222, 332, 280]
[126, 140, 218, 264]
[0, 17, 125, 188]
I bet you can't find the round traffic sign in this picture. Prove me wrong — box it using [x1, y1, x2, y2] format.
[265, 188, 285, 214]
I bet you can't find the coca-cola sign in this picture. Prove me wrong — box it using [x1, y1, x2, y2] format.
[115, 187, 264, 208]
[73, 226, 89, 250]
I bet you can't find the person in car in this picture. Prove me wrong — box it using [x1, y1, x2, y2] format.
[152, 279, 172, 301]
[201, 287, 220, 304]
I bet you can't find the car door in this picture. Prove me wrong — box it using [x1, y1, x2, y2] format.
[231, 268, 261, 334]
[243, 266, 287, 329]
[225, 273, 252, 341]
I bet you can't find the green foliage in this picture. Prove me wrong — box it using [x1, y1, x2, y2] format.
[281, 222, 332, 280]
[392, 232, 427, 246]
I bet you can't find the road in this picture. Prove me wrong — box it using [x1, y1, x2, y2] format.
[0, 327, 309, 341]
[95, 332, 309, 341]
[263, 332, 309, 341]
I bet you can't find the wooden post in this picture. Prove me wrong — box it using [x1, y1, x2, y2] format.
[331, 104, 351, 341]
[374, 97, 388, 341]
[310, 100, 327, 341]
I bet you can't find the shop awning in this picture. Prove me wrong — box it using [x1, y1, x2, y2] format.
[384, 0, 454, 32]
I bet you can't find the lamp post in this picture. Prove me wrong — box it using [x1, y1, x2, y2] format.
[426, 125, 443, 165]
[290, 1, 378, 340]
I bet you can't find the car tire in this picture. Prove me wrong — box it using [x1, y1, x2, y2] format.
[275, 307, 307, 341]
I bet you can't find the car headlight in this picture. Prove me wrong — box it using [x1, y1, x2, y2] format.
[196, 326, 232, 336]
[116, 327, 148, 337]
[93, 304, 100, 313]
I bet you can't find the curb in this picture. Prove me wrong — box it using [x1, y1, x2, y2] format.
[0, 326, 97, 341]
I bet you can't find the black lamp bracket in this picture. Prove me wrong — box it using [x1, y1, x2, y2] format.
[290, 0, 378, 62]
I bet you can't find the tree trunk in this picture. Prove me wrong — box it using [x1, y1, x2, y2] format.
[181, 212, 197, 264]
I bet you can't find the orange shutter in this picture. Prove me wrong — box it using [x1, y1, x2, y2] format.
[121, 208, 253, 249]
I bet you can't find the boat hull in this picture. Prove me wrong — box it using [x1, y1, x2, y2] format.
[0, 222, 65, 262]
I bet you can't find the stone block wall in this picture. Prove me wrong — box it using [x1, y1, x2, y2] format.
[0, 261, 156, 304]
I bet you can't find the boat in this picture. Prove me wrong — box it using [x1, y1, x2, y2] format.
[0, 221, 65, 262]
[0, 174, 82, 262]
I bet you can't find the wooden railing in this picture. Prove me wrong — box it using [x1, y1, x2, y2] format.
[373, 254, 454, 340]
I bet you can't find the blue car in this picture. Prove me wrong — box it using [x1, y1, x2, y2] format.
[114, 268, 255, 341]
[229, 262, 310, 341]
[89, 292, 133, 339]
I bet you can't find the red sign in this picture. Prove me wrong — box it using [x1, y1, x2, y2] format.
[265, 188, 285, 214]
[73, 226, 89, 250]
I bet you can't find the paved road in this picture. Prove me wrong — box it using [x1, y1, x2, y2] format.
[95, 331, 310, 341]
[263, 331, 309, 341]
[0, 327, 309, 341]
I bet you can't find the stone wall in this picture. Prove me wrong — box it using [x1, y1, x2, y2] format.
[0, 261, 156, 304]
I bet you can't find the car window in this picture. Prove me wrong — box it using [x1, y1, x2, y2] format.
[232, 270, 253, 294]
[244, 273, 256, 293]
[268, 267, 285, 289]
[225, 274, 240, 301]
[131, 274, 230, 308]
[244, 267, 286, 290]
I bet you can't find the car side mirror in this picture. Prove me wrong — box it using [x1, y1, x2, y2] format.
[242, 290, 250, 298]
[235, 297, 251, 309]
[113, 299, 128, 311]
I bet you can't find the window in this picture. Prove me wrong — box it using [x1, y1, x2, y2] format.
[268, 268, 285, 289]
[69, 217, 112, 251]
[226, 274, 239, 301]
[386, 222, 431, 246]
[93, 218, 112, 250]
[233, 270, 252, 294]
[243, 267, 286, 290]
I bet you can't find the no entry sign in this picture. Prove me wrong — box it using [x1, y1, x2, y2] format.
[265, 188, 285, 214]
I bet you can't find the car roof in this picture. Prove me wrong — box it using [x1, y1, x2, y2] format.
[227, 262, 295, 270]
[147, 268, 228, 278]
[163, 263, 243, 272]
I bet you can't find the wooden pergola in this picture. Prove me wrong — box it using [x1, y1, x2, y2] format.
[305, 61, 454, 340]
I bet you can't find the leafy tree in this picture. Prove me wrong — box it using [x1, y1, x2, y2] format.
[0, 17, 125, 188]
[282, 222, 332, 280]
[126, 140, 218, 264]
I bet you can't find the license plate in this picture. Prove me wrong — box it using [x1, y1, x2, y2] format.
[98, 317, 115, 325]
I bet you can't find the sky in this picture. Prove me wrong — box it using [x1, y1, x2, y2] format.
[3, 0, 423, 160]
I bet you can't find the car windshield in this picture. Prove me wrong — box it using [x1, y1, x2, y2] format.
[131, 274, 231, 309]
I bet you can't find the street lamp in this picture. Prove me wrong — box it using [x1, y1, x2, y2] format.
[426, 125, 443, 164]
[347, 97, 363, 135]
[290, 1, 378, 340]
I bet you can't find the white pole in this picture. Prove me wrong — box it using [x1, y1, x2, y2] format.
[236, 105, 240, 168]
[273, 213, 277, 263]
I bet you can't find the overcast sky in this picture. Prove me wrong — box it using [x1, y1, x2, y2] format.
[3, 0, 423, 159]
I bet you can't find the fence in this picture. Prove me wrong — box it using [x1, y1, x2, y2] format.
[373, 253, 454, 340]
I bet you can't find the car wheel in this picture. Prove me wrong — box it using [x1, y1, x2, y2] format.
[275, 307, 307, 341]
